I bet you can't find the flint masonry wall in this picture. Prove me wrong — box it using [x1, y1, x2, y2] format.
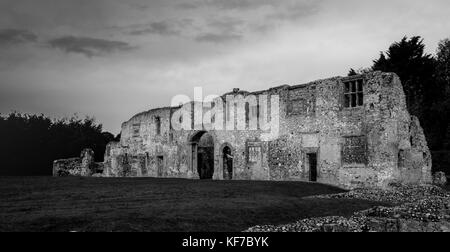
[53, 149, 97, 176]
[57, 71, 432, 189]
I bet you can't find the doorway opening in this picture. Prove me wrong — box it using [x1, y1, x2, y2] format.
[190, 131, 214, 180]
[307, 153, 318, 182]
[223, 146, 233, 180]
[157, 156, 164, 177]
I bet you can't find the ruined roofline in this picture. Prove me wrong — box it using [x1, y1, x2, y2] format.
[126, 105, 181, 121]
[124, 71, 385, 123]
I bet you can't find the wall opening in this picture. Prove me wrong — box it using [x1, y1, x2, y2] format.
[344, 79, 364, 108]
[143, 152, 149, 176]
[132, 123, 140, 138]
[308, 153, 318, 182]
[223, 146, 233, 180]
[157, 155, 164, 177]
[342, 136, 368, 165]
[190, 131, 214, 180]
[155, 116, 161, 135]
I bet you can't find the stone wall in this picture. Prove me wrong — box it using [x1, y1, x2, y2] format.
[57, 71, 433, 189]
[53, 149, 103, 177]
[53, 157, 81, 177]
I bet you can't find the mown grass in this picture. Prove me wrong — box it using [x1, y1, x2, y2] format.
[0, 177, 388, 232]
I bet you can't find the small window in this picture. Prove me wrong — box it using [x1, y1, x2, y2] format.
[211, 102, 216, 124]
[344, 79, 364, 108]
[132, 123, 140, 137]
[398, 150, 406, 168]
[245, 103, 250, 125]
[226, 102, 232, 122]
[155, 116, 161, 135]
[248, 146, 261, 163]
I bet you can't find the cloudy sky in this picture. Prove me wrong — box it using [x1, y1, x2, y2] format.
[1, 0, 449, 133]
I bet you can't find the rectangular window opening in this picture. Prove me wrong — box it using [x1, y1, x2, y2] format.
[132, 123, 140, 138]
[343, 79, 364, 108]
[342, 136, 368, 165]
[248, 146, 261, 163]
[155, 117, 161, 135]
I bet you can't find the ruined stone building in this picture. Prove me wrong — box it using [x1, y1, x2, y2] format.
[54, 71, 432, 189]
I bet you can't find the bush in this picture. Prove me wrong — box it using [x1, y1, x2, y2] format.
[431, 150, 450, 175]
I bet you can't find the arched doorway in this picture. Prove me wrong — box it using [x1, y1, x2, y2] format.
[190, 131, 214, 179]
[222, 146, 233, 180]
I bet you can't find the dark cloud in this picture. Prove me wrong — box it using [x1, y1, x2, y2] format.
[128, 21, 181, 36]
[0, 29, 38, 45]
[195, 33, 242, 43]
[48, 36, 134, 57]
[0, 0, 119, 34]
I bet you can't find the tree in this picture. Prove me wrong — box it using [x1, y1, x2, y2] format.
[436, 39, 450, 150]
[436, 39, 450, 95]
[0, 113, 117, 176]
[372, 36, 437, 118]
[445, 124, 450, 150]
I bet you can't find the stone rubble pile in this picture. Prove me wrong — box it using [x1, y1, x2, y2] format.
[245, 184, 450, 232]
[433, 172, 448, 186]
[319, 183, 449, 204]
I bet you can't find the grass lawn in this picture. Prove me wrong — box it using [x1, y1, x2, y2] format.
[0, 177, 388, 232]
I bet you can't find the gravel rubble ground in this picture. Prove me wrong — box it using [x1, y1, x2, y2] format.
[245, 184, 450, 232]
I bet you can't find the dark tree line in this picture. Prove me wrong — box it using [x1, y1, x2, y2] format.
[350, 36, 450, 151]
[0, 113, 117, 176]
